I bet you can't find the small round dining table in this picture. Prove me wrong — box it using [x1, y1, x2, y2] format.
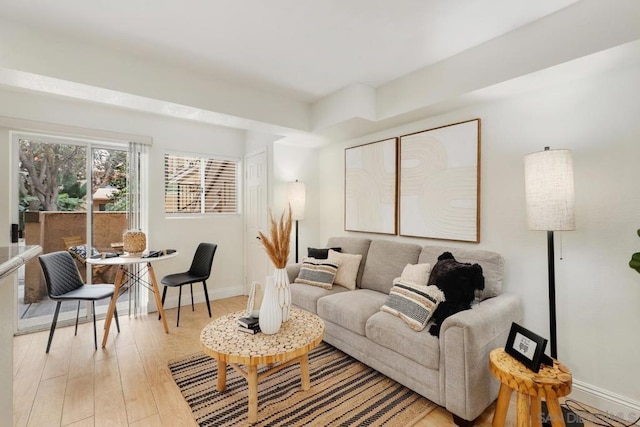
[87, 251, 178, 347]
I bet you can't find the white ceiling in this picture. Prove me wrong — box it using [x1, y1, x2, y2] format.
[0, 0, 579, 103]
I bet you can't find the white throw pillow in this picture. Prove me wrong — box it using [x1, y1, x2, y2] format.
[395, 263, 431, 286]
[327, 249, 362, 290]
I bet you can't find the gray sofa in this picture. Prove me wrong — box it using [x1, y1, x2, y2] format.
[286, 236, 523, 425]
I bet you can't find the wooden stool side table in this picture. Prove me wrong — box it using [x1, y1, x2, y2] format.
[489, 348, 572, 427]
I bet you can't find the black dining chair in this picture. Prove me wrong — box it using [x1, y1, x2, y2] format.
[159, 243, 217, 327]
[39, 251, 120, 353]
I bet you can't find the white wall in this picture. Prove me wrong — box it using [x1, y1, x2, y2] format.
[0, 126, 14, 416]
[0, 88, 247, 306]
[0, 128, 10, 247]
[318, 62, 640, 415]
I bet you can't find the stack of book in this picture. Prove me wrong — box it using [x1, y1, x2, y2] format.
[237, 316, 260, 334]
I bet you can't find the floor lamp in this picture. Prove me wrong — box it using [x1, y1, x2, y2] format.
[287, 180, 305, 263]
[525, 147, 582, 426]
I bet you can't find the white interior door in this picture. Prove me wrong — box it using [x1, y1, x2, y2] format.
[245, 150, 269, 293]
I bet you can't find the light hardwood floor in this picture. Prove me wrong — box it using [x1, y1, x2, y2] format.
[14, 296, 606, 426]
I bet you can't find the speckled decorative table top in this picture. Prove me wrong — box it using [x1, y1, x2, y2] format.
[200, 308, 324, 366]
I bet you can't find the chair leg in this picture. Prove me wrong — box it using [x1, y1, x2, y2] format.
[92, 301, 98, 350]
[203, 280, 212, 318]
[159, 286, 167, 320]
[74, 301, 81, 336]
[114, 306, 120, 333]
[46, 302, 62, 353]
[177, 286, 182, 327]
[190, 284, 194, 311]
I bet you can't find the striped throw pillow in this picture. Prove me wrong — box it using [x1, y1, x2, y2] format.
[381, 279, 445, 331]
[294, 258, 340, 289]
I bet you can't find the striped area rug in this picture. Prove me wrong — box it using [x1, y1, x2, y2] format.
[168, 342, 436, 426]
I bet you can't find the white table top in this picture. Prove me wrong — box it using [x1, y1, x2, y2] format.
[86, 250, 178, 266]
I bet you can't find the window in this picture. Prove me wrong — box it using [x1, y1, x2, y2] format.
[164, 152, 238, 214]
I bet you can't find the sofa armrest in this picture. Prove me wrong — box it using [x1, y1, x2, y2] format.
[439, 293, 523, 422]
[286, 263, 301, 283]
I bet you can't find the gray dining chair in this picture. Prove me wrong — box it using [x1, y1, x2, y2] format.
[39, 251, 120, 353]
[159, 243, 217, 327]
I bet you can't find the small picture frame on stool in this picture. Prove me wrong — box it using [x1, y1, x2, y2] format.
[505, 322, 550, 373]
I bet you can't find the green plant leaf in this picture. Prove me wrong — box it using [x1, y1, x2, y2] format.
[630, 252, 640, 274]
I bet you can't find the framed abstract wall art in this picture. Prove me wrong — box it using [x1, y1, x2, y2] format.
[344, 138, 397, 235]
[399, 119, 480, 242]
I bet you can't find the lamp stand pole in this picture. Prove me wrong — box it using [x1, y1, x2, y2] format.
[295, 220, 299, 263]
[547, 230, 558, 359]
[543, 230, 583, 426]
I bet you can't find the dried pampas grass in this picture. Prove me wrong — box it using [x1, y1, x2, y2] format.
[258, 206, 293, 268]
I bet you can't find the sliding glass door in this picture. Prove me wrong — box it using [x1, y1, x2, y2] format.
[16, 134, 134, 332]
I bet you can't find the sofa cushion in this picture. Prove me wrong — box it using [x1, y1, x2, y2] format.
[419, 245, 504, 300]
[381, 281, 444, 331]
[366, 311, 440, 370]
[290, 282, 350, 314]
[361, 240, 422, 294]
[294, 258, 340, 289]
[317, 289, 386, 336]
[326, 237, 371, 287]
[328, 249, 362, 290]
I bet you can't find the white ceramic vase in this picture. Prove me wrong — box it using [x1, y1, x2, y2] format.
[259, 275, 282, 334]
[274, 268, 291, 322]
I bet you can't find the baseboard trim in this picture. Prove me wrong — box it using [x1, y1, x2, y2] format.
[571, 379, 640, 425]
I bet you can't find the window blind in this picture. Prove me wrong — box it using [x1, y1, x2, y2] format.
[164, 153, 238, 214]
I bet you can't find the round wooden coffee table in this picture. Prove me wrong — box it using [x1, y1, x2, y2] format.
[200, 308, 324, 424]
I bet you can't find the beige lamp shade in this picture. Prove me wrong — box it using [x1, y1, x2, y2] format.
[524, 148, 575, 231]
[287, 181, 306, 221]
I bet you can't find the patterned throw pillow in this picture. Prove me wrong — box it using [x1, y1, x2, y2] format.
[68, 245, 99, 260]
[294, 257, 340, 289]
[381, 279, 445, 331]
